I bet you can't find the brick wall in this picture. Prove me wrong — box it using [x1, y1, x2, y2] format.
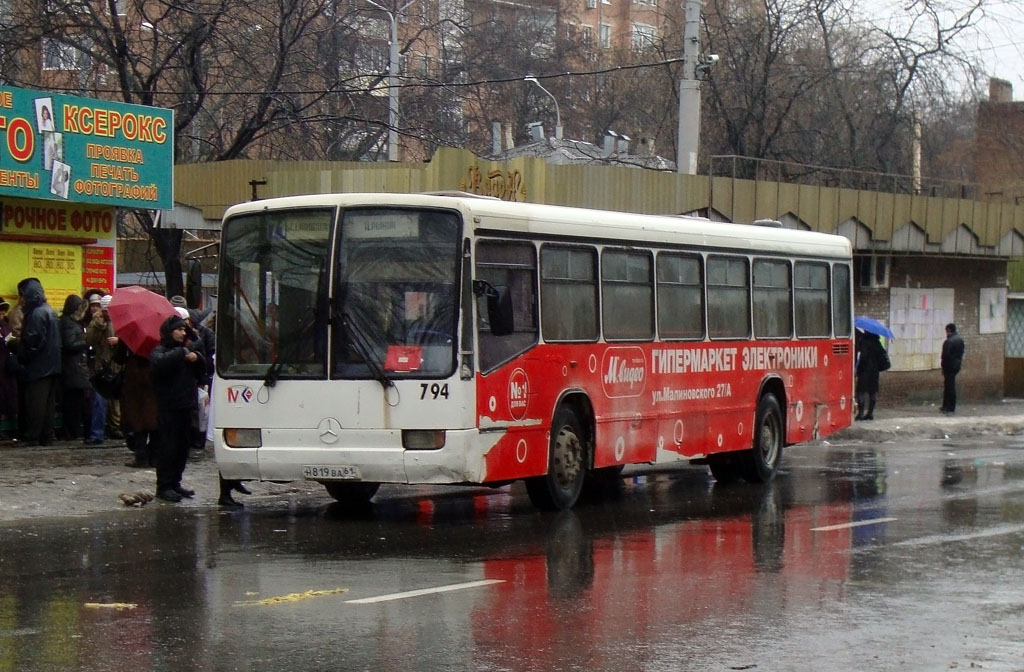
[857, 257, 1007, 404]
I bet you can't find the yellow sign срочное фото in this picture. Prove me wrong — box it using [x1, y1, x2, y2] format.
[1, 198, 115, 240]
[0, 197, 117, 305]
[0, 242, 83, 311]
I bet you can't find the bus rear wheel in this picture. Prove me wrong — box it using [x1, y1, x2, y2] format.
[743, 393, 783, 483]
[526, 407, 587, 511]
[707, 454, 742, 484]
[323, 481, 381, 505]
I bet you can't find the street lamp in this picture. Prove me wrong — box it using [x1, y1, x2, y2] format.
[366, 0, 415, 161]
[524, 75, 562, 140]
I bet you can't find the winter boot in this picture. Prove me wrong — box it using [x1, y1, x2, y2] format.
[219, 476, 243, 508]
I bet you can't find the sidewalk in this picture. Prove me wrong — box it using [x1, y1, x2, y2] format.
[1, 400, 1023, 523]
[836, 398, 1024, 442]
[0, 438, 320, 523]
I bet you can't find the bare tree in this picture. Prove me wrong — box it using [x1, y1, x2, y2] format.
[0, 0, 997, 295]
[699, 0, 985, 178]
[0, 0, 393, 295]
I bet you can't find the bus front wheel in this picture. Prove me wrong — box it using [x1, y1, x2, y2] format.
[323, 481, 381, 505]
[743, 393, 783, 483]
[526, 407, 587, 510]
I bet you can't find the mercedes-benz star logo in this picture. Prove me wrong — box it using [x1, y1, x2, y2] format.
[317, 417, 342, 444]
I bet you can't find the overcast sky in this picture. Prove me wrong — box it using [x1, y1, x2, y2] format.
[856, 0, 1024, 99]
[963, 0, 1024, 93]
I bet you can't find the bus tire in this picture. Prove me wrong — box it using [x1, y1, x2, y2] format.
[582, 464, 625, 499]
[526, 407, 587, 511]
[323, 481, 381, 505]
[743, 393, 783, 483]
[707, 454, 742, 484]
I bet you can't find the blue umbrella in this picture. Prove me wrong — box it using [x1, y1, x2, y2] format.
[855, 316, 894, 340]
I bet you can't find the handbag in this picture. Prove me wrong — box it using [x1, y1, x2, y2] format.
[89, 365, 123, 400]
[879, 348, 892, 372]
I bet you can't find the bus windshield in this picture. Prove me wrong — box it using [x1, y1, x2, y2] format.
[217, 207, 333, 379]
[217, 206, 462, 381]
[333, 208, 461, 380]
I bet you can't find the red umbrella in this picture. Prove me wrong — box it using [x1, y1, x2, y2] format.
[106, 286, 177, 358]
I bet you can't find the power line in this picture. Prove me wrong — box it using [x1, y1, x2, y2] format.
[17, 57, 687, 98]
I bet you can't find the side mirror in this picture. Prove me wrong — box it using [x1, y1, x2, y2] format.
[474, 280, 514, 336]
[488, 285, 514, 336]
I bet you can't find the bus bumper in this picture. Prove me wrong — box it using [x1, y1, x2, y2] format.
[215, 428, 494, 485]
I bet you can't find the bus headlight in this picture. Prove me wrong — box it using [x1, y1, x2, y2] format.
[224, 428, 262, 448]
[402, 429, 446, 450]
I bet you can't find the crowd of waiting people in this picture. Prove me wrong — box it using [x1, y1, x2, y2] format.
[0, 277, 247, 507]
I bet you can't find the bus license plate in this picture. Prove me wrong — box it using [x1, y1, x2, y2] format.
[302, 465, 362, 480]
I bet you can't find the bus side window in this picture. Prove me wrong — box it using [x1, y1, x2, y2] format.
[476, 240, 538, 373]
[753, 258, 792, 339]
[707, 255, 750, 339]
[603, 248, 654, 341]
[657, 252, 704, 340]
[541, 245, 599, 342]
[795, 261, 831, 337]
[832, 264, 852, 337]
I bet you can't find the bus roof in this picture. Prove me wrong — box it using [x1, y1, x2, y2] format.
[223, 192, 852, 260]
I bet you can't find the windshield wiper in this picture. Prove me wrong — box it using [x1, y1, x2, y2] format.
[263, 355, 283, 388]
[342, 311, 393, 390]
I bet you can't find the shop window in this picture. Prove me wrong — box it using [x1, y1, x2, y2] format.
[856, 255, 889, 289]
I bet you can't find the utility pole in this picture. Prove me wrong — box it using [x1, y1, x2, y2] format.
[366, 0, 415, 161]
[677, 0, 703, 174]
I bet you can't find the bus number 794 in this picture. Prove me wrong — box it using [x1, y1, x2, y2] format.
[420, 383, 450, 400]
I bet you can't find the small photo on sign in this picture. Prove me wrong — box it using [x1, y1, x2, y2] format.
[42, 132, 63, 171]
[35, 97, 55, 133]
[50, 160, 71, 199]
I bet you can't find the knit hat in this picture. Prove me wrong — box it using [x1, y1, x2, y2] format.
[169, 295, 188, 308]
[88, 294, 102, 305]
[161, 314, 187, 339]
[99, 295, 112, 310]
[175, 307, 190, 320]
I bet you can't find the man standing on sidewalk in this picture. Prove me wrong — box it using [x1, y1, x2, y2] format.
[150, 313, 206, 502]
[941, 323, 965, 414]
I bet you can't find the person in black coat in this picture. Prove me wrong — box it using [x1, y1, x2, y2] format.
[12, 278, 61, 446]
[185, 308, 215, 452]
[150, 314, 206, 502]
[855, 331, 888, 421]
[58, 294, 91, 440]
[941, 323, 966, 414]
[0, 297, 18, 440]
[187, 309, 215, 389]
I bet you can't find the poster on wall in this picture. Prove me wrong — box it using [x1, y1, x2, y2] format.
[979, 287, 1007, 334]
[81, 245, 115, 295]
[889, 287, 955, 371]
[0, 85, 172, 210]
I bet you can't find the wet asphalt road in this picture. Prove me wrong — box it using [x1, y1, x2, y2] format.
[1, 432, 1023, 671]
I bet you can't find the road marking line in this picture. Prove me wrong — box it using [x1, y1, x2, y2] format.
[890, 523, 1024, 548]
[345, 579, 505, 604]
[812, 517, 898, 532]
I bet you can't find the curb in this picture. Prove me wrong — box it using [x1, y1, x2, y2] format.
[0, 438, 128, 451]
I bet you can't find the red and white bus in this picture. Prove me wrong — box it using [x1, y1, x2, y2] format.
[212, 193, 854, 510]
